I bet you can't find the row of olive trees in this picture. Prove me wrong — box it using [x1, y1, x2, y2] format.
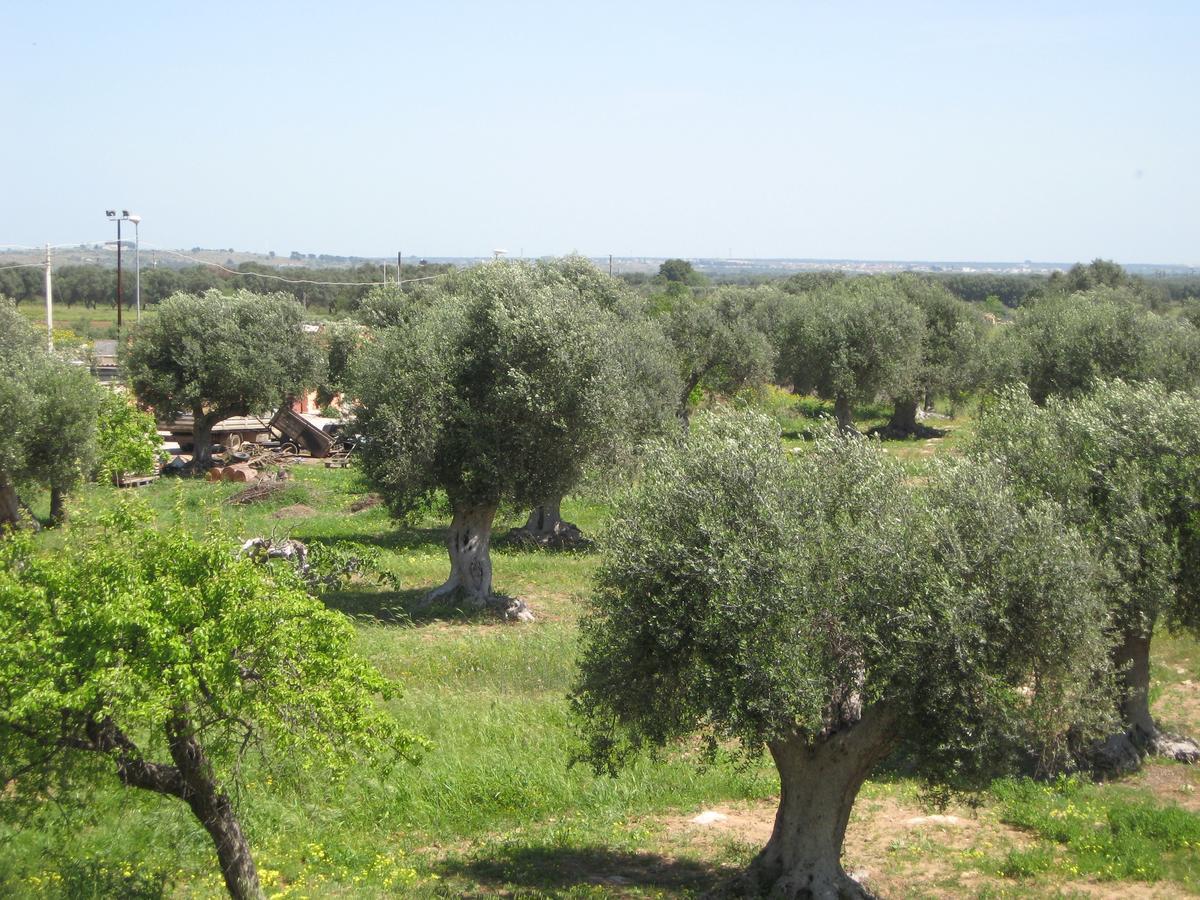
[113, 262, 1200, 618]
[772, 269, 1200, 432]
[10, 262, 1200, 897]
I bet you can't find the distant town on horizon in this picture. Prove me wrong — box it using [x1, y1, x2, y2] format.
[2, 244, 1197, 277]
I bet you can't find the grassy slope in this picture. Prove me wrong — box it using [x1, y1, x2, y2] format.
[2, 413, 1199, 898]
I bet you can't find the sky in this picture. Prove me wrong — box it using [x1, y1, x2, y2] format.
[3, 1, 1198, 263]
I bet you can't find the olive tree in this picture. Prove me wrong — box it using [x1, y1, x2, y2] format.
[970, 381, 1200, 769]
[0, 506, 422, 900]
[509, 258, 683, 545]
[779, 279, 925, 432]
[123, 290, 322, 467]
[882, 275, 986, 436]
[996, 287, 1200, 404]
[22, 356, 103, 523]
[351, 262, 625, 614]
[574, 410, 1112, 897]
[663, 286, 775, 424]
[0, 299, 101, 527]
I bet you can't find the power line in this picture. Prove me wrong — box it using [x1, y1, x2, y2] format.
[141, 245, 450, 287]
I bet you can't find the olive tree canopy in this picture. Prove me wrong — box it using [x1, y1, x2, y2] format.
[574, 410, 1112, 897]
[511, 257, 683, 545]
[883, 275, 987, 436]
[995, 287, 1200, 404]
[663, 286, 775, 423]
[123, 290, 322, 466]
[970, 381, 1200, 770]
[351, 261, 626, 614]
[779, 278, 925, 432]
[0, 299, 101, 527]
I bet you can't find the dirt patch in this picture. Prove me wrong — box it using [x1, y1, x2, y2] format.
[1154, 679, 1200, 739]
[273, 504, 317, 519]
[1127, 761, 1200, 811]
[226, 481, 286, 505]
[349, 493, 383, 513]
[659, 790, 1195, 898]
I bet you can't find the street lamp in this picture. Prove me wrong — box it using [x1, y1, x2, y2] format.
[128, 214, 142, 321]
[105, 209, 141, 331]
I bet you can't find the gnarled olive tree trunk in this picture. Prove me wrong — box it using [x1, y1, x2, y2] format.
[1114, 627, 1200, 764]
[0, 473, 21, 529]
[427, 503, 498, 607]
[511, 496, 586, 548]
[723, 704, 898, 900]
[885, 397, 920, 437]
[833, 394, 856, 434]
[679, 373, 703, 428]
[49, 486, 67, 525]
[191, 408, 220, 470]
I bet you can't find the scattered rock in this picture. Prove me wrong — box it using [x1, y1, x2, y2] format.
[1150, 732, 1200, 764]
[495, 596, 535, 623]
[507, 520, 590, 550]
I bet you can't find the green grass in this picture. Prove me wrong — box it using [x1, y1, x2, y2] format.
[991, 776, 1200, 884]
[0, 467, 776, 898]
[3, 453, 1200, 898]
[751, 383, 978, 473]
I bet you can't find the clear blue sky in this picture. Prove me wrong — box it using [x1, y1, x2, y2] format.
[4, 1, 1197, 263]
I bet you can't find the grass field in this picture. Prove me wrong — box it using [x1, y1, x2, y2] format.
[2, 412, 1199, 898]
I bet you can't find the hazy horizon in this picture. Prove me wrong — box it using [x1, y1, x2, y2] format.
[4, 2, 1198, 264]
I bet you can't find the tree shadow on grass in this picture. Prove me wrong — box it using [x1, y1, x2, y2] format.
[298, 527, 446, 554]
[321, 586, 516, 627]
[438, 844, 730, 896]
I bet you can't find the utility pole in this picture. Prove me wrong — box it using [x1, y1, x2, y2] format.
[397, 250, 402, 284]
[608, 254, 613, 277]
[116, 218, 124, 336]
[44, 244, 53, 352]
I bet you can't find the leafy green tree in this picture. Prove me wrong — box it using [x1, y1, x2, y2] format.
[780, 270, 847, 295]
[316, 321, 366, 408]
[658, 258, 697, 283]
[21, 357, 102, 522]
[123, 290, 322, 467]
[883, 275, 987, 435]
[0, 506, 422, 900]
[997, 287, 1200, 404]
[664, 287, 774, 423]
[574, 411, 1112, 897]
[970, 382, 1200, 768]
[0, 301, 42, 525]
[1061, 258, 1129, 293]
[778, 279, 925, 431]
[350, 262, 624, 614]
[0, 299, 101, 526]
[93, 390, 166, 484]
